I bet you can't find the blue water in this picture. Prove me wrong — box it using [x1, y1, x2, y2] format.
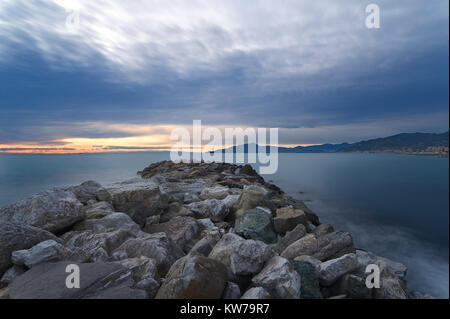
[0, 152, 448, 298]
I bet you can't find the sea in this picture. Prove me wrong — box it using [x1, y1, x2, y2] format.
[0, 152, 448, 298]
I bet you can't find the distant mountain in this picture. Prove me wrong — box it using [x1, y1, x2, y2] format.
[341, 131, 449, 152]
[211, 131, 449, 154]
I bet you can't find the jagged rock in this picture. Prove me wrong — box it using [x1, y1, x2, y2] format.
[155, 253, 227, 299]
[159, 181, 206, 204]
[313, 224, 334, 237]
[0, 222, 59, 276]
[115, 257, 159, 297]
[235, 209, 277, 244]
[281, 234, 318, 259]
[291, 260, 322, 299]
[74, 212, 142, 236]
[186, 199, 229, 222]
[252, 256, 301, 299]
[272, 224, 307, 254]
[160, 202, 194, 222]
[222, 281, 241, 299]
[273, 207, 307, 235]
[241, 287, 271, 299]
[0, 189, 84, 233]
[83, 201, 115, 219]
[12, 240, 69, 268]
[112, 232, 184, 277]
[222, 195, 240, 208]
[96, 187, 112, 203]
[144, 216, 200, 252]
[106, 180, 169, 226]
[232, 190, 274, 218]
[67, 181, 102, 204]
[200, 185, 230, 200]
[190, 231, 222, 256]
[314, 231, 355, 261]
[209, 233, 274, 277]
[8, 261, 147, 299]
[0, 265, 26, 286]
[62, 229, 135, 263]
[281, 231, 355, 261]
[197, 218, 218, 231]
[318, 253, 358, 286]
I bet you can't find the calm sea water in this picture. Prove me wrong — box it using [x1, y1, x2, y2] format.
[0, 152, 448, 297]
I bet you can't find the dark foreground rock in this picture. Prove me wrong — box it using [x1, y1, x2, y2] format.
[0, 161, 422, 299]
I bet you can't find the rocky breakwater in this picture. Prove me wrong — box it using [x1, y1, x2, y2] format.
[0, 161, 426, 299]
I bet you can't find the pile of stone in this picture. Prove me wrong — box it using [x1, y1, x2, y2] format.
[0, 161, 422, 299]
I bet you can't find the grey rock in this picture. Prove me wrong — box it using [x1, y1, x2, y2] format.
[144, 216, 200, 252]
[314, 231, 355, 261]
[0, 222, 59, 276]
[243, 184, 269, 195]
[222, 281, 241, 299]
[251, 256, 301, 299]
[155, 253, 227, 299]
[9, 261, 147, 299]
[241, 287, 271, 299]
[62, 229, 135, 263]
[160, 202, 194, 222]
[222, 195, 240, 208]
[313, 224, 334, 237]
[190, 231, 222, 256]
[318, 253, 358, 286]
[12, 240, 69, 268]
[186, 199, 229, 222]
[106, 180, 169, 226]
[373, 261, 407, 299]
[197, 218, 218, 231]
[112, 232, 184, 277]
[74, 212, 142, 236]
[200, 185, 230, 200]
[272, 224, 306, 254]
[293, 255, 322, 270]
[83, 201, 115, 219]
[0, 189, 84, 233]
[0, 265, 27, 286]
[115, 257, 159, 297]
[68, 181, 102, 204]
[332, 273, 372, 299]
[281, 234, 318, 259]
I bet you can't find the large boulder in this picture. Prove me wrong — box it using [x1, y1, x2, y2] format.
[74, 212, 142, 236]
[200, 185, 230, 200]
[155, 253, 227, 299]
[0, 189, 84, 233]
[0, 222, 59, 276]
[144, 216, 200, 252]
[11, 240, 69, 268]
[318, 253, 358, 286]
[234, 209, 277, 244]
[62, 229, 135, 263]
[82, 201, 115, 219]
[273, 207, 307, 235]
[106, 180, 169, 226]
[0, 265, 26, 287]
[251, 256, 301, 299]
[209, 233, 274, 278]
[272, 224, 306, 254]
[281, 231, 355, 261]
[189, 231, 222, 256]
[185, 199, 229, 222]
[112, 233, 184, 277]
[8, 261, 147, 299]
[232, 190, 273, 218]
[67, 181, 102, 204]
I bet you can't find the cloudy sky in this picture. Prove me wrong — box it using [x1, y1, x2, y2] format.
[0, 0, 448, 153]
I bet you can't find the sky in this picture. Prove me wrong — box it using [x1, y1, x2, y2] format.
[0, 0, 448, 153]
